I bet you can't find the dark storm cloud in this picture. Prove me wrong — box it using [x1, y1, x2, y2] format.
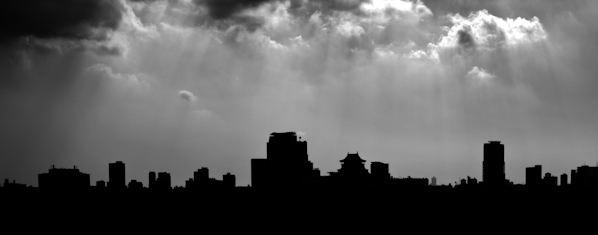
[127, 0, 372, 33]
[457, 28, 475, 50]
[128, 0, 266, 31]
[183, 0, 371, 31]
[289, 0, 368, 14]
[0, 0, 124, 41]
[194, 0, 273, 19]
[193, 0, 368, 19]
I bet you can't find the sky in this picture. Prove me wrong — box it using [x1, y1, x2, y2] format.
[1, 0, 598, 187]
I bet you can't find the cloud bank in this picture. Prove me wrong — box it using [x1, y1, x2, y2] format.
[0, 0, 124, 41]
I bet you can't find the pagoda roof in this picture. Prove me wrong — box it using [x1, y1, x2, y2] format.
[340, 153, 365, 163]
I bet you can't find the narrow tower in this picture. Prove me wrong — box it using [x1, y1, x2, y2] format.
[483, 141, 505, 186]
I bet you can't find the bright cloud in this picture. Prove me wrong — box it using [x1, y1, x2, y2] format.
[361, 0, 432, 19]
[437, 9, 547, 50]
[336, 20, 366, 37]
[86, 64, 150, 89]
[178, 90, 197, 102]
[466, 66, 496, 84]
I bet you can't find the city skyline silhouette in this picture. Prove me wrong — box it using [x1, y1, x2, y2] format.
[3, 132, 597, 191]
[2, 131, 597, 229]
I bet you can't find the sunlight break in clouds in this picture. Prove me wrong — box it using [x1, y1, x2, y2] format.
[86, 64, 150, 89]
[361, 0, 432, 19]
[336, 21, 366, 37]
[438, 9, 547, 50]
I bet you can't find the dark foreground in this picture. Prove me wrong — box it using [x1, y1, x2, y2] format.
[2, 186, 596, 230]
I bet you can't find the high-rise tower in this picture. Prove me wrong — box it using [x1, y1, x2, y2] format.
[483, 141, 505, 186]
[252, 132, 317, 188]
[108, 161, 126, 189]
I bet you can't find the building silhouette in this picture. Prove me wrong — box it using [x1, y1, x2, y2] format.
[251, 132, 318, 188]
[251, 159, 269, 188]
[371, 161, 390, 181]
[38, 165, 90, 189]
[431, 177, 437, 186]
[193, 168, 210, 188]
[184, 178, 192, 188]
[96, 180, 106, 188]
[149, 171, 156, 189]
[3, 179, 28, 189]
[526, 165, 542, 186]
[467, 176, 478, 185]
[335, 152, 370, 181]
[156, 172, 171, 190]
[560, 173, 568, 186]
[570, 165, 598, 187]
[392, 176, 429, 188]
[483, 141, 505, 186]
[543, 173, 558, 187]
[195, 168, 209, 183]
[108, 161, 125, 189]
[128, 180, 143, 190]
[185, 167, 235, 189]
[223, 173, 236, 188]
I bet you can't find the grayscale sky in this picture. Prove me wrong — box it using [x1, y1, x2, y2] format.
[1, 0, 598, 187]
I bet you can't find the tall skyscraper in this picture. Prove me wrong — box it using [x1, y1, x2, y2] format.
[483, 141, 505, 186]
[108, 161, 126, 189]
[251, 132, 317, 188]
[267, 132, 308, 162]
